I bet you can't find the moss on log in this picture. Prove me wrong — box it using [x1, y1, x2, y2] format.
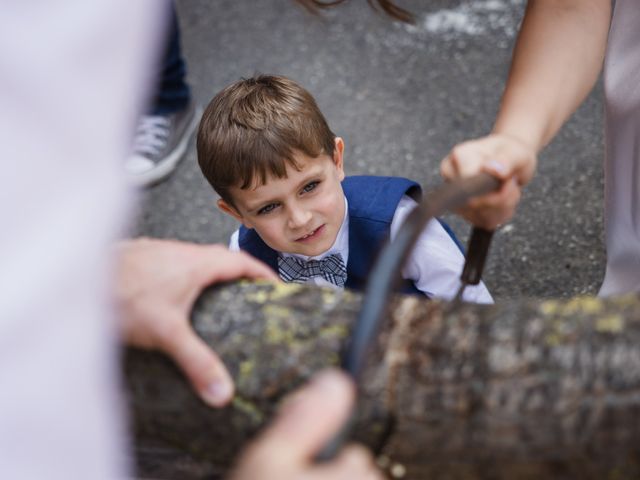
[124, 281, 640, 479]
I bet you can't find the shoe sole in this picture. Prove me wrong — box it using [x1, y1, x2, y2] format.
[130, 105, 202, 188]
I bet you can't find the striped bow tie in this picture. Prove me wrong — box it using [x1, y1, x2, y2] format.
[277, 253, 347, 288]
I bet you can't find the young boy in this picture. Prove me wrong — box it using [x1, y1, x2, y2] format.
[197, 75, 492, 303]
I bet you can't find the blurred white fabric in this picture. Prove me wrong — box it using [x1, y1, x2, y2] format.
[601, 0, 640, 296]
[0, 1, 163, 478]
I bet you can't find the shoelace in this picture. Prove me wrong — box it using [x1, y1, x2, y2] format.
[132, 115, 171, 157]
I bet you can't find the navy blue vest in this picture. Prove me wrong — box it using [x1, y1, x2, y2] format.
[238, 176, 462, 296]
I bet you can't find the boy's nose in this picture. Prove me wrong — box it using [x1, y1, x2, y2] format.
[287, 205, 312, 230]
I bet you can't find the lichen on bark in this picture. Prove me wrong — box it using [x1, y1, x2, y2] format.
[125, 282, 640, 479]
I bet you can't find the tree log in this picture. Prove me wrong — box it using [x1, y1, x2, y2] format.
[124, 282, 640, 479]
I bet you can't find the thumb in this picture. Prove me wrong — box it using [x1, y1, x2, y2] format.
[482, 134, 538, 185]
[160, 318, 234, 408]
[257, 369, 355, 463]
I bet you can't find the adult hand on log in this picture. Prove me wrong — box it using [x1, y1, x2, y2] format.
[115, 237, 278, 407]
[229, 369, 383, 480]
[440, 133, 536, 229]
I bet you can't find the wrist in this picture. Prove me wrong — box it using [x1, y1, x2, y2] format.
[491, 124, 542, 155]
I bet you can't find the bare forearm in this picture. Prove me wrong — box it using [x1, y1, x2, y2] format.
[494, 0, 611, 151]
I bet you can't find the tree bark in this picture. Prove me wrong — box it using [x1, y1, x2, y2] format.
[124, 282, 640, 479]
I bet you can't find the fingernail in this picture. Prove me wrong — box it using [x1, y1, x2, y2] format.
[201, 380, 233, 407]
[487, 160, 506, 175]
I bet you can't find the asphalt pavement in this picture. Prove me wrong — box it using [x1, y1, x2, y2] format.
[132, 0, 606, 300]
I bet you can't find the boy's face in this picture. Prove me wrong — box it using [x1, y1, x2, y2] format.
[219, 138, 346, 257]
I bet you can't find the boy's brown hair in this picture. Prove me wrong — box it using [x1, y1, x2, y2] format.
[197, 75, 336, 206]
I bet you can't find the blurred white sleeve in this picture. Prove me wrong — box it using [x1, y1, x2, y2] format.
[229, 229, 241, 251]
[391, 195, 494, 304]
[0, 1, 164, 479]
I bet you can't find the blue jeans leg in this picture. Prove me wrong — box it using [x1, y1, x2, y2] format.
[150, 4, 191, 115]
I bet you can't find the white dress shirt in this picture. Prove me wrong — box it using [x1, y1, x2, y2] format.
[230, 195, 493, 303]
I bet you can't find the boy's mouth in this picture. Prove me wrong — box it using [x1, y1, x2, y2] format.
[296, 224, 325, 242]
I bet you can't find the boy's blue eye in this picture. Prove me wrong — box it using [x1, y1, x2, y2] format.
[258, 203, 278, 215]
[301, 181, 319, 194]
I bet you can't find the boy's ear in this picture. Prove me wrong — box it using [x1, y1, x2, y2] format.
[217, 199, 253, 228]
[333, 137, 345, 181]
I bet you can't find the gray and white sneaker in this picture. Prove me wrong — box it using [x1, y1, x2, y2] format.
[126, 101, 201, 187]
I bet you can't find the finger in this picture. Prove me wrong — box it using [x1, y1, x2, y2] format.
[482, 158, 512, 181]
[454, 177, 520, 228]
[160, 318, 234, 407]
[306, 445, 384, 480]
[196, 246, 279, 285]
[456, 201, 510, 230]
[448, 143, 486, 178]
[458, 170, 512, 214]
[440, 153, 457, 180]
[483, 142, 536, 185]
[499, 177, 522, 210]
[223, 250, 280, 281]
[467, 177, 520, 210]
[256, 369, 355, 463]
